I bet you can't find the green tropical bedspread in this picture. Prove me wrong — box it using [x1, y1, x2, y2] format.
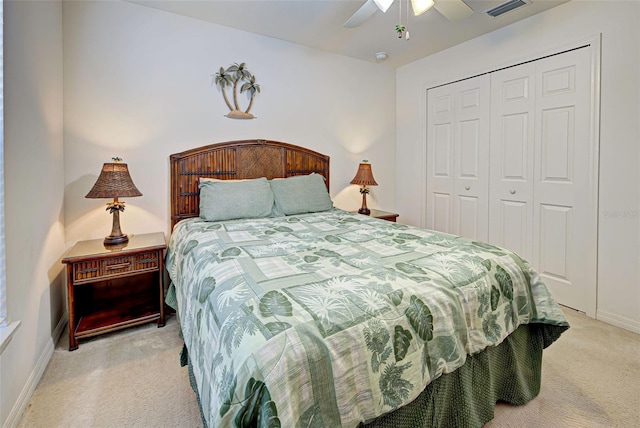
[166, 209, 568, 428]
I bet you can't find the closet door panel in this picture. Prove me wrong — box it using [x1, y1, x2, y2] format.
[458, 195, 480, 239]
[541, 108, 574, 179]
[455, 118, 483, 239]
[501, 113, 529, 180]
[539, 203, 572, 281]
[533, 48, 594, 312]
[427, 75, 489, 239]
[489, 63, 536, 260]
[432, 193, 451, 232]
[434, 124, 452, 176]
[453, 76, 490, 241]
[499, 200, 528, 255]
[426, 88, 455, 234]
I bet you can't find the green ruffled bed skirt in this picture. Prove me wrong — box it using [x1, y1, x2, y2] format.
[182, 322, 566, 428]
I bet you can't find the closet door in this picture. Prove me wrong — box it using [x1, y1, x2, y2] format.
[428, 46, 596, 313]
[426, 75, 490, 241]
[489, 47, 595, 313]
[532, 47, 595, 312]
[489, 63, 536, 261]
[426, 84, 455, 234]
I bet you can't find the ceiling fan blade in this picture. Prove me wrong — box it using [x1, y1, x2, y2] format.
[344, 0, 379, 28]
[434, 0, 474, 22]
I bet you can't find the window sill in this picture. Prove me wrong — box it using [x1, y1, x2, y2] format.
[0, 320, 21, 355]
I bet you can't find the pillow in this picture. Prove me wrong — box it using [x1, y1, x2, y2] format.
[199, 177, 274, 221]
[269, 174, 333, 215]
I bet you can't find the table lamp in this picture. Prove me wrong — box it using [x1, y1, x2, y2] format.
[350, 160, 378, 215]
[85, 158, 142, 245]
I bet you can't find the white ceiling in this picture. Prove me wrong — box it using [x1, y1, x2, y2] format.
[127, 0, 569, 68]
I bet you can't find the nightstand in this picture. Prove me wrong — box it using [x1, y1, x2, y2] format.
[62, 232, 167, 351]
[355, 209, 399, 222]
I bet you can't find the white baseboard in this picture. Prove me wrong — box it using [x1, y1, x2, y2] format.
[52, 313, 67, 345]
[3, 313, 67, 428]
[597, 309, 640, 334]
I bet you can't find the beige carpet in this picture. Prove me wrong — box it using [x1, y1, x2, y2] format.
[17, 307, 640, 428]
[17, 318, 202, 428]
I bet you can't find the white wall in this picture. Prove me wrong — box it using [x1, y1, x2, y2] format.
[63, 0, 397, 246]
[396, 0, 640, 331]
[1, 1, 66, 426]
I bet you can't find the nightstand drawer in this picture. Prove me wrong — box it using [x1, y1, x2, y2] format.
[73, 251, 160, 284]
[73, 260, 103, 282]
[102, 255, 134, 276]
[73, 256, 132, 282]
[133, 251, 161, 270]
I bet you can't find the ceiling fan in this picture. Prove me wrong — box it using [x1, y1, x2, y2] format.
[344, 0, 474, 28]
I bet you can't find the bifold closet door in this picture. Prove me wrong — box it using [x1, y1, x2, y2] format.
[426, 75, 490, 241]
[489, 47, 595, 312]
[489, 62, 536, 262]
[532, 48, 595, 312]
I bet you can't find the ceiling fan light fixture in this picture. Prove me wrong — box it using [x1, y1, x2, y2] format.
[373, 0, 394, 13]
[411, 0, 435, 16]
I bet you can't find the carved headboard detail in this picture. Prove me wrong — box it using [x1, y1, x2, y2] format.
[170, 139, 330, 228]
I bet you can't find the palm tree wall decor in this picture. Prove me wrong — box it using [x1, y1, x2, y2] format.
[213, 62, 261, 119]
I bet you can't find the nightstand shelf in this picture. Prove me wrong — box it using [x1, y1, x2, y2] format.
[62, 232, 167, 351]
[74, 274, 160, 338]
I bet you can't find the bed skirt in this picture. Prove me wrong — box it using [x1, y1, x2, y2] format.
[181, 322, 565, 428]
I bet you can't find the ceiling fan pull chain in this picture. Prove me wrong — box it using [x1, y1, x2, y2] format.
[398, 0, 402, 37]
[396, 0, 406, 38]
[405, 0, 410, 40]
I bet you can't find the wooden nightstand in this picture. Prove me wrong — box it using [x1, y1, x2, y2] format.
[354, 209, 399, 222]
[62, 232, 167, 351]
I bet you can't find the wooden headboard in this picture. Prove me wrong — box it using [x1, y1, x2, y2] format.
[170, 139, 330, 228]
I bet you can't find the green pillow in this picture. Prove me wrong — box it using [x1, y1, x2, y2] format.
[199, 177, 274, 221]
[269, 174, 333, 215]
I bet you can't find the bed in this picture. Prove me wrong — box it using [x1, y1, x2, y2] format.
[166, 139, 569, 428]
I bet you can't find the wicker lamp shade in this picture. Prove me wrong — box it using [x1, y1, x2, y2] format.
[350, 162, 378, 187]
[350, 161, 377, 215]
[86, 161, 142, 246]
[86, 163, 142, 199]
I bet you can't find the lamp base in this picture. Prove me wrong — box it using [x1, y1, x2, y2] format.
[104, 207, 128, 246]
[358, 188, 371, 215]
[104, 233, 129, 246]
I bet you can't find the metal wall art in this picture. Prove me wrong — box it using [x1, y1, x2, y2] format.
[213, 62, 261, 119]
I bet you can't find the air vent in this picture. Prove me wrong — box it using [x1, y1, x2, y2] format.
[486, 0, 528, 17]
